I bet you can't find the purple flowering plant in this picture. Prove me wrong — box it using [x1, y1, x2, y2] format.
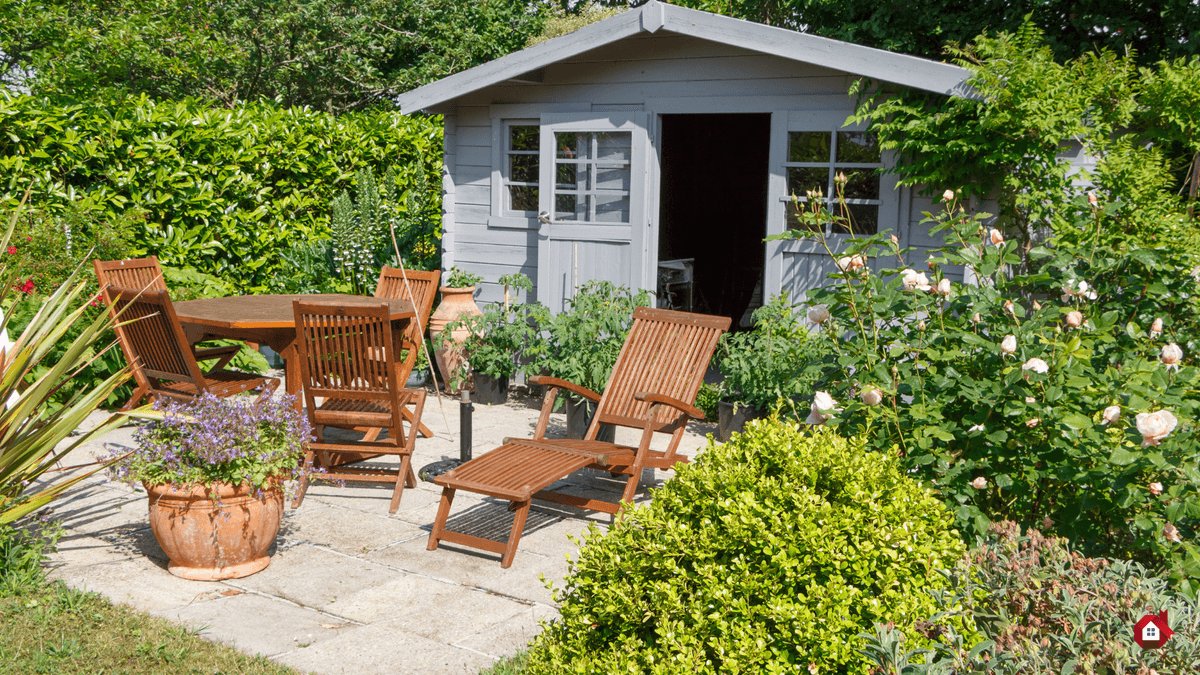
[106, 392, 314, 499]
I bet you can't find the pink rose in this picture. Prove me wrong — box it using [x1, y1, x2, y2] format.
[1022, 358, 1049, 374]
[1149, 482, 1163, 496]
[1026, 418, 1040, 428]
[1000, 335, 1017, 355]
[1101, 406, 1120, 425]
[989, 229, 1004, 246]
[860, 388, 883, 406]
[1161, 343, 1183, 370]
[971, 476, 987, 489]
[942, 189, 955, 202]
[1065, 310, 1083, 328]
[807, 305, 830, 324]
[1163, 522, 1181, 543]
[935, 278, 952, 296]
[1150, 317, 1163, 338]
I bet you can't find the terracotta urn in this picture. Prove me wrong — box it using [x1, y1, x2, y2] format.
[145, 481, 283, 581]
[428, 285, 482, 392]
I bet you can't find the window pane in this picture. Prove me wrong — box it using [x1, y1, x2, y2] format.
[836, 168, 879, 200]
[787, 167, 830, 198]
[846, 204, 878, 234]
[510, 154, 538, 183]
[595, 132, 631, 161]
[594, 193, 630, 223]
[788, 132, 830, 162]
[836, 132, 880, 163]
[509, 185, 538, 212]
[510, 125, 538, 152]
[556, 193, 584, 221]
[555, 162, 580, 189]
[594, 165, 630, 191]
[556, 132, 583, 159]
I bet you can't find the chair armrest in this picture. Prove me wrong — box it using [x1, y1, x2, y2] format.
[634, 391, 705, 421]
[192, 345, 242, 360]
[529, 375, 601, 403]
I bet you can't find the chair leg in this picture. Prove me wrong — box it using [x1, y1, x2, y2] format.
[427, 488, 456, 551]
[501, 500, 531, 569]
[389, 453, 413, 514]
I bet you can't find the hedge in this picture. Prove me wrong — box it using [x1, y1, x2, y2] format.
[0, 93, 442, 291]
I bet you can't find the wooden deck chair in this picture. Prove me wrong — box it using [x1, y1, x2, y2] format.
[103, 285, 279, 410]
[427, 307, 730, 567]
[290, 299, 427, 514]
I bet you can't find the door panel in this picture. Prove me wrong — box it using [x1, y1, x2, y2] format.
[537, 114, 649, 313]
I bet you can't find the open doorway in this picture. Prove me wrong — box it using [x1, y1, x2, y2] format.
[657, 113, 770, 327]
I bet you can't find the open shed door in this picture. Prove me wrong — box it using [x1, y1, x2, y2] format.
[537, 113, 649, 313]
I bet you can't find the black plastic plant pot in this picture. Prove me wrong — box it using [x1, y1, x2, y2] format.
[471, 372, 509, 405]
[717, 400, 759, 442]
[564, 393, 616, 442]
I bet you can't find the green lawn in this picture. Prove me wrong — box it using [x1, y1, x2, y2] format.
[0, 580, 296, 675]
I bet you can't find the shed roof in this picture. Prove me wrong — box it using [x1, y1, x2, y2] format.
[395, 0, 973, 114]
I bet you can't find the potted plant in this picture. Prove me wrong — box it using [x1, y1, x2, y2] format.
[716, 294, 827, 441]
[530, 281, 652, 440]
[428, 266, 484, 393]
[106, 392, 314, 581]
[443, 274, 540, 405]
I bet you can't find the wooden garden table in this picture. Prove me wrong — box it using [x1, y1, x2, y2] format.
[173, 294, 416, 407]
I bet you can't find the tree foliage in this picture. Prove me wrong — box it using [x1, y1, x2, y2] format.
[0, 0, 547, 112]
[618, 0, 1200, 65]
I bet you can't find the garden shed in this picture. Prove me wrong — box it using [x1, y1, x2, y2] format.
[396, 0, 974, 324]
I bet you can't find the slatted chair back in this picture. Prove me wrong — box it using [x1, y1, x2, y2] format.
[591, 307, 730, 437]
[293, 300, 404, 425]
[104, 286, 207, 390]
[94, 257, 167, 294]
[374, 267, 439, 374]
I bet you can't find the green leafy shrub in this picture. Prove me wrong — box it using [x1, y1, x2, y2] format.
[717, 293, 832, 414]
[524, 421, 968, 675]
[444, 266, 484, 289]
[528, 281, 652, 394]
[781, 192, 1200, 592]
[860, 521, 1200, 673]
[0, 93, 442, 292]
[443, 274, 541, 384]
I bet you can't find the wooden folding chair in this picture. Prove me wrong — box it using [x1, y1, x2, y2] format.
[372, 266, 439, 439]
[290, 299, 427, 514]
[103, 285, 279, 410]
[95, 257, 247, 407]
[427, 307, 730, 567]
[94, 257, 167, 293]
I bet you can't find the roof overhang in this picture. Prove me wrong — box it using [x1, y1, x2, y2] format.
[395, 0, 974, 114]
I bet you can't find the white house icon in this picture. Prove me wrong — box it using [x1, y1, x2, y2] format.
[1143, 623, 1160, 641]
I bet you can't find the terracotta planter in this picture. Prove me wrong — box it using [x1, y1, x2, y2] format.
[428, 286, 482, 393]
[145, 481, 283, 581]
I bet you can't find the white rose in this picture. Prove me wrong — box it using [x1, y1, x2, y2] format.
[971, 312, 981, 323]
[812, 391, 837, 412]
[1065, 311, 1083, 328]
[807, 305, 830, 324]
[1022, 357, 1049, 374]
[836, 256, 852, 271]
[936, 278, 952, 296]
[1101, 405, 1120, 425]
[942, 189, 955, 202]
[1150, 317, 1163, 338]
[971, 476, 987, 489]
[1026, 418, 1040, 428]
[989, 229, 1004, 246]
[1136, 410, 1178, 446]
[1000, 335, 1017, 355]
[968, 423, 985, 433]
[1149, 482, 1163, 496]
[1003, 300, 1015, 315]
[805, 408, 828, 426]
[902, 269, 930, 291]
[860, 388, 883, 406]
[1161, 342, 1183, 369]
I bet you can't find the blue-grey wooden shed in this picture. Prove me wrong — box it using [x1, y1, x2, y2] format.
[396, 0, 973, 323]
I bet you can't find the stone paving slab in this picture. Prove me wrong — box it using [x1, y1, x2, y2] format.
[42, 385, 720, 674]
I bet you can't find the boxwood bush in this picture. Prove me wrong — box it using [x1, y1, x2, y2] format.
[524, 420, 969, 675]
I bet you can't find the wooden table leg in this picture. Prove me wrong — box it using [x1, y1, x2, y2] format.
[282, 342, 302, 411]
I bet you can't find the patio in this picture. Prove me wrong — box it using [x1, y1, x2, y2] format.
[39, 382, 717, 675]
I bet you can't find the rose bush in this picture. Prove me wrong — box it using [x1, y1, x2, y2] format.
[776, 193, 1200, 593]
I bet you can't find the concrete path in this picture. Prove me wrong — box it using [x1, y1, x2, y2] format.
[39, 384, 718, 674]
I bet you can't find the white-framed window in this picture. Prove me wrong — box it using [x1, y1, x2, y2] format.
[783, 130, 883, 236]
[502, 120, 539, 217]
